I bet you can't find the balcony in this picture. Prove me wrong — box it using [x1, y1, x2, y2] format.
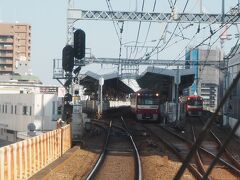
[0, 38, 14, 44]
[0, 45, 13, 51]
[0, 66, 13, 72]
[0, 53, 13, 58]
[0, 60, 13, 65]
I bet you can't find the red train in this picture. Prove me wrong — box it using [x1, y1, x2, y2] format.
[179, 95, 203, 118]
[130, 89, 160, 121]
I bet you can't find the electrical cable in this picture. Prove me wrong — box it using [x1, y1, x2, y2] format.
[105, 0, 121, 43]
[154, 4, 240, 73]
[141, 3, 240, 64]
[129, 0, 145, 59]
[139, 0, 189, 62]
[149, 13, 238, 82]
[175, 69, 240, 179]
[141, 0, 157, 49]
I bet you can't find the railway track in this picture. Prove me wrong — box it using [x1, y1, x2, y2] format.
[142, 124, 202, 179]
[86, 117, 142, 180]
[162, 117, 240, 179]
[191, 116, 240, 178]
[199, 116, 240, 170]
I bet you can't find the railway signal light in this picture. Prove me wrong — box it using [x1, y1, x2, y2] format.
[57, 105, 62, 115]
[63, 102, 73, 123]
[74, 29, 85, 60]
[64, 93, 72, 102]
[62, 45, 74, 72]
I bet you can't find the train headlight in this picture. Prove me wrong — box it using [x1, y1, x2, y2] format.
[156, 93, 159, 96]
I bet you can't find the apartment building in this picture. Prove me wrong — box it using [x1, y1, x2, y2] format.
[0, 23, 31, 74]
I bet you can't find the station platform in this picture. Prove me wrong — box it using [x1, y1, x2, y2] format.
[30, 146, 97, 180]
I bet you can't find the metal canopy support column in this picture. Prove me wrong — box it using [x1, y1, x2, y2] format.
[175, 66, 180, 122]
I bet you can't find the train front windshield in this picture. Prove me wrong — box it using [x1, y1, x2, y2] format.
[188, 99, 203, 106]
[137, 96, 159, 105]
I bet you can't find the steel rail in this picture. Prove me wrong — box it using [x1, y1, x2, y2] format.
[92, 119, 127, 132]
[174, 70, 240, 179]
[200, 117, 240, 171]
[191, 125, 207, 178]
[86, 120, 112, 180]
[121, 116, 142, 180]
[143, 125, 203, 179]
[159, 125, 240, 177]
[87, 118, 141, 180]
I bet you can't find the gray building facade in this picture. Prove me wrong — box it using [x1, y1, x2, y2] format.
[185, 48, 223, 112]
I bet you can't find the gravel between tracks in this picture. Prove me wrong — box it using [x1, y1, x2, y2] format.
[33, 147, 195, 180]
[40, 148, 98, 180]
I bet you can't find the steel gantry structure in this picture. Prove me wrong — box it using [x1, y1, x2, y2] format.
[65, 4, 240, 76]
[68, 9, 240, 24]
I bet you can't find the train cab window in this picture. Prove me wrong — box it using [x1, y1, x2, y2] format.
[188, 99, 203, 106]
[137, 97, 159, 105]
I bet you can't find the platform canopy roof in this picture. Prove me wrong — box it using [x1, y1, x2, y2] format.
[80, 71, 135, 99]
[80, 67, 194, 99]
[137, 67, 195, 96]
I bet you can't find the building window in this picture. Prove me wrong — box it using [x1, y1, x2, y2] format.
[29, 106, 32, 116]
[2, 105, 4, 113]
[5, 105, 7, 113]
[15, 105, 17, 114]
[11, 105, 13, 114]
[52, 101, 56, 115]
[23, 106, 28, 115]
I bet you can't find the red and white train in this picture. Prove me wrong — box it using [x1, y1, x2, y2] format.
[130, 89, 161, 121]
[179, 95, 203, 118]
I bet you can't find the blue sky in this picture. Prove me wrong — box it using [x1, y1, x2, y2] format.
[0, 0, 239, 84]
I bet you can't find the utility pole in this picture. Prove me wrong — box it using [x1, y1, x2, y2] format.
[222, 0, 225, 24]
[99, 77, 104, 117]
[67, 0, 75, 45]
[239, 0, 240, 12]
[135, 0, 138, 11]
[200, 0, 203, 13]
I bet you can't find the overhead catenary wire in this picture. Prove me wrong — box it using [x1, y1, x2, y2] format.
[174, 69, 240, 179]
[140, 0, 157, 49]
[129, 0, 145, 59]
[174, 12, 240, 179]
[139, 0, 189, 62]
[156, 5, 240, 73]
[142, 3, 240, 65]
[105, 0, 122, 43]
